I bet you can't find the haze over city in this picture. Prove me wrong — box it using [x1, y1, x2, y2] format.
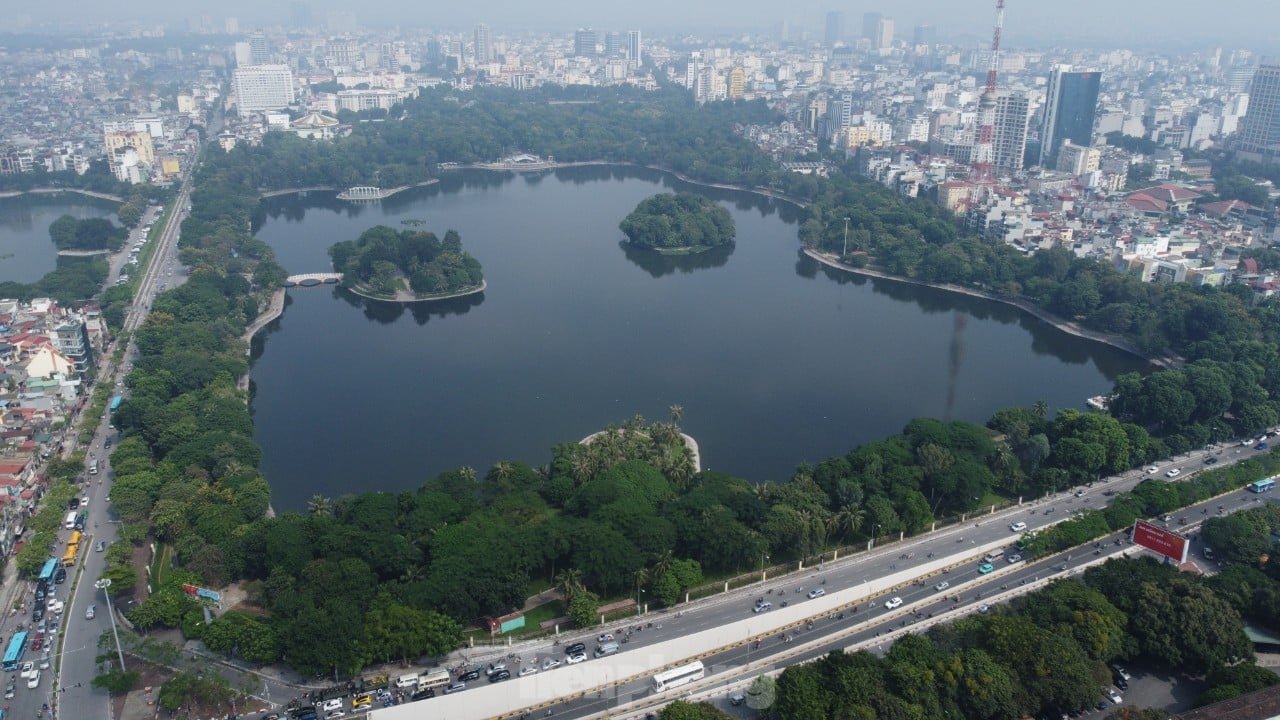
[8, 0, 1280, 51]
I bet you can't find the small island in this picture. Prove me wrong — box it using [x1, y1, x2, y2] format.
[49, 214, 126, 251]
[329, 225, 484, 302]
[619, 192, 735, 254]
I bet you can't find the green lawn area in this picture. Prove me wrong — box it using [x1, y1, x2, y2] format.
[463, 599, 566, 643]
[150, 543, 172, 588]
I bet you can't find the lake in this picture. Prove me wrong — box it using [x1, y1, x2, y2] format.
[0, 193, 119, 283]
[251, 166, 1148, 510]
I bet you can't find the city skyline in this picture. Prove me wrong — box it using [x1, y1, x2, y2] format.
[8, 0, 1280, 53]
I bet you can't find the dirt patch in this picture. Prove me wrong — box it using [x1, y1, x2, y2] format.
[113, 658, 272, 720]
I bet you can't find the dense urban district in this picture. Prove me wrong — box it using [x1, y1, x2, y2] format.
[3, 8, 1280, 720]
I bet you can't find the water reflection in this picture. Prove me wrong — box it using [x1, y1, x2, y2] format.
[333, 285, 485, 326]
[619, 241, 735, 278]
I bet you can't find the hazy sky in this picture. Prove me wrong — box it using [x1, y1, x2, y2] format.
[19, 0, 1280, 52]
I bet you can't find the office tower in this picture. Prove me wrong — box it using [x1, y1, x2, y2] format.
[474, 24, 493, 64]
[1236, 65, 1280, 161]
[912, 24, 935, 47]
[232, 65, 295, 117]
[626, 30, 642, 69]
[605, 31, 622, 57]
[1228, 66, 1257, 93]
[249, 30, 270, 65]
[862, 13, 881, 44]
[876, 17, 894, 50]
[728, 67, 745, 99]
[1038, 65, 1101, 167]
[574, 28, 598, 57]
[824, 11, 843, 47]
[992, 92, 1030, 172]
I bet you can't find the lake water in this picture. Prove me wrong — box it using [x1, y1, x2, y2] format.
[251, 167, 1148, 510]
[0, 194, 118, 283]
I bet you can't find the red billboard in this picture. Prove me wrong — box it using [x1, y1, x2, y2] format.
[1132, 520, 1189, 563]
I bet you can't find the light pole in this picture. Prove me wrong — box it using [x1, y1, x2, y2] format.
[759, 553, 769, 583]
[94, 578, 126, 671]
[869, 523, 881, 551]
[842, 217, 851, 258]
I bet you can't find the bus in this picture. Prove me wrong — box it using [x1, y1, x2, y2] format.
[1249, 478, 1276, 494]
[2, 631, 28, 671]
[68, 531, 82, 548]
[418, 669, 452, 692]
[61, 545, 78, 567]
[64, 511, 77, 530]
[109, 395, 122, 413]
[37, 558, 58, 584]
[653, 660, 706, 692]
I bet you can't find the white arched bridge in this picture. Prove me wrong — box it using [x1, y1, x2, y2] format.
[283, 273, 343, 288]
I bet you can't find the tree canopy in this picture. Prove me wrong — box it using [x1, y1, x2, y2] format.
[619, 192, 735, 251]
[329, 225, 483, 298]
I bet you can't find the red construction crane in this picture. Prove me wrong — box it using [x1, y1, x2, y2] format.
[970, 0, 1006, 184]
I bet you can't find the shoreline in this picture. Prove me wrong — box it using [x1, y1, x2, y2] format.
[581, 430, 702, 472]
[802, 248, 1178, 369]
[345, 278, 486, 303]
[259, 178, 439, 200]
[0, 187, 125, 203]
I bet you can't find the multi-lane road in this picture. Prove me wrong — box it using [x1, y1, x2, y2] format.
[368, 442, 1264, 720]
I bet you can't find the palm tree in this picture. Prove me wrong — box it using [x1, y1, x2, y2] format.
[459, 466, 477, 484]
[491, 461, 514, 483]
[651, 550, 675, 583]
[306, 494, 332, 517]
[1032, 399, 1049, 420]
[669, 404, 684, 424]
[831, 503, 865, 541]
[555, 568, 585, 604]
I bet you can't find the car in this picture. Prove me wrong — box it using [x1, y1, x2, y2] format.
[1144, 465, 1159, 474]
[444, 683, 466, 694]
[38, 656, 49, 670]
[1242, 438, 1255, 446]
[597, 633, 614, 643]
[1106, 688, 1122, 704]
[68, 498, 80, 510]
[977, 604, 990, 613]
[410, 688, 435, 701]
[485, 663, 507, 676]
[1110, 664, 1130, 680]
[978, 563, 995, 574]
[1203, 456, 1218, 464]
[543, 658, 561, 670]
[884, 596, 903, 609]
[459, 669, 482, 682]
[321, 699, 343, 712]
[32, 606, 44, 621]
[1006, 554, 1023, 564]
[47, 600, 63, 614]
[104, 440, 111, 449]
[26, 670, 39, 688]
[3, 683, 12, 699]
[1009, 521, 1027, 532]
[325, 711, 346, 719]
[807, 588, 826, 599]
[1097, 700, 1109, 711]
[934, 580, 950, 592]
[753, 600, 772, 613]
[729, 692, 746, 706]
[519, 666, 538, 677]
[351, 694, 373, 709]
[31, 638, 42, 651]
[564, 642, 586, 656]
[1165, 468, 1181, 478]
[19, 661, 33, 679]
[488, 669, 511, 682]
[566, 652, 588, 664]
[95, 540, 106, 552]
[53, 568, 66, 584]
[264, 715, 281, 720]
[1258, 442, 1269, 451]
[1074, 489, 1087, 497]
[1113, 676, 1129, 691]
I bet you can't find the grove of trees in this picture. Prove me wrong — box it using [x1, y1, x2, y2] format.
[619, 192, 735, 251]
[329, 225, 483, 298]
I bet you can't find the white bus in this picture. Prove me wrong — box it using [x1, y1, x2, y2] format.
[418, 669, 451, 691]
[64, 512, 77, 530]
[653, 660, 705, 692]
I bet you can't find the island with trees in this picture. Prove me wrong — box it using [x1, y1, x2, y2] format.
[328, 225, 484, 301]
[619, 192, 735, 254]
[49, 213, 126, 251]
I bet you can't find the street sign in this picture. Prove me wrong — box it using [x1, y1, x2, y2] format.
[1132, 520, 1189, 564]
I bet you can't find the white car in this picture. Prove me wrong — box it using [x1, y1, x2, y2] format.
[807, 588, 825, 599]
[934, 580, 950, 592]
[26, 669, 40, 688]
[542, 658, 561, 671]
[884, 596, 903, 609]
[518, 666, 538, 677]
[1106, 688, 1122, 704]
[18, 661, 33, 679]
[753, 600, 772, 614]
[1009, 521, 1027, 532]
[1144, 465, 1159, 474]
[1165, 468, 1181, 478]
[977, 604, 990, 613]
[321, 699, 343, 712]
[566, 652, 587, 664]
[47, 600, 64, 614]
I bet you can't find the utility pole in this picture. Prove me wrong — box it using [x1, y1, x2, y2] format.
[842, 217, 851, 257]
[94, 579, 126, 671]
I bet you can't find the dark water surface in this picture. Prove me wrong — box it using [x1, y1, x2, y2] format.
[250, 167, 1147, 510]
[0, 194, 118, 283]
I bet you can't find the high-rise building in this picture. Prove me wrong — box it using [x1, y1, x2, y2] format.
[626, 30, 642, 69]
[992, 92, 1030, 172]
[248, 30, 270, 65]
[824, 11, 844, 48]
[877, 17, 894, 50]
[863, 13, 893, 50]
[912, 24, 935, 47]
[474, 24, 493, 65]
[604, 31, 622, 57]
[574, 28, 598, 57]
[1227, 66, 1257, 93]
[232, 64, 295, 117]
[1038, 65, 1101, 167]
[225, 17, 239, 34]
[290, 1, 312, 27]
[728, 67, 745, 99]
[1236, 65, 1280, 161]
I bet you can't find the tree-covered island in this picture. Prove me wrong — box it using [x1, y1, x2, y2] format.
[329, 225, 484, 301]
[619, 192, 735, 254]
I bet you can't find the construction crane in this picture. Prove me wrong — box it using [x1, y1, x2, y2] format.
[970, 0, 1006, 184]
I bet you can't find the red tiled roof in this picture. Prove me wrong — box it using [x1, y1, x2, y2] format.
[1125, 193, 1168, 213]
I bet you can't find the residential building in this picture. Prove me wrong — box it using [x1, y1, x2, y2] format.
[474, 24, 493, 65]
[1057, 141, 1101, 176]
[1235, 65, 1280, 161]
[728, 68, 745, 100]
[52, 320, 92, 376]
[248, 30, 270, 65]
[626, 30, 642, 69]
[103, 129, 154, 165]
[992, 92, 1030, 173]
[233, 64, 295, 117]
[1039, 65, 1101, 167]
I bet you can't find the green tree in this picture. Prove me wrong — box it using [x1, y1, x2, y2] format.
[746, 674, 776, 711]
[567, 590, 600, 628]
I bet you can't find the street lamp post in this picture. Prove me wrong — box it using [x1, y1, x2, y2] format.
[868, 523, 881, 551]
[94, 578, 126, 671]
[842, 217, 851, 258]
[759, 553, 769, 583]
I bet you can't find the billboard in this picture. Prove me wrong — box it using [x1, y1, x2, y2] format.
[1132, 520, 1189, 564]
